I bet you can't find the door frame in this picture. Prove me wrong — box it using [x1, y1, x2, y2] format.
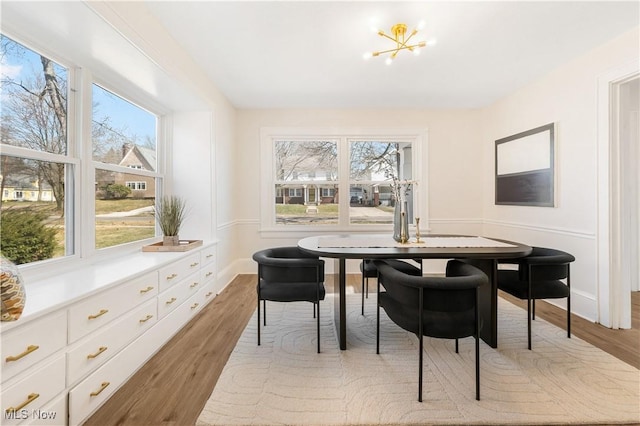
[597, 61, 639, 329]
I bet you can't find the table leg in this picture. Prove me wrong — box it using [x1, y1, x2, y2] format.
[462, 258, 498, 348]
[333, 258, 347, 350]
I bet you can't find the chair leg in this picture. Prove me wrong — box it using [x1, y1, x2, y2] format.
[532, 299, 536, 320]
[376, 279, 381, 355]
[257, 298, 261, 346]
[263, 300, 267, 326]
[527, 296, 532, 350]
[361, 272, 365, 315]
[313, 303, 316, 318]
[567, 268, 571, 339]
[475, 335, 480, 401]
[418, 333, 423, 402]
[455, 338, 459, 354]
[317, 302, 321, 353]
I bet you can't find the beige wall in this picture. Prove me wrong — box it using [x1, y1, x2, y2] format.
[480, 27, 640, 321]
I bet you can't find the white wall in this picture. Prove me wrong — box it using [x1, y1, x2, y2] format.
[480, 27, 640, 322]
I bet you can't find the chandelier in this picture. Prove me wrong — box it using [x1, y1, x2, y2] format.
[363, 22, 435, 65]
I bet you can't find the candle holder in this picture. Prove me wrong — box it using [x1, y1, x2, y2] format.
[415, 217, 422, 243]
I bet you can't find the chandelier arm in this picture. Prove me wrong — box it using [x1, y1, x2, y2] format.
[377, 32, 400, 44]
[375, 44, 425, 56]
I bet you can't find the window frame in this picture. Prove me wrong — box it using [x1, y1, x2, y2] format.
[0, 32, 166, 275]
[260, 127, 427, 235]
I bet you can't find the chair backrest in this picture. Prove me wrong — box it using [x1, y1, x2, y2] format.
[253, 246, 324, 283]
[375, 260, 487, 314]
[518, 247, 575, 281]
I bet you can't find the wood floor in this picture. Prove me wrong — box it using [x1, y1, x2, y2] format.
[84, 274, 640, 426]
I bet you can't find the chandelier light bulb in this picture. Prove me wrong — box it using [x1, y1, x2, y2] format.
[426, 38, 437, 46]
[363, 52, 373, 60]
[385, 57, 393, 65]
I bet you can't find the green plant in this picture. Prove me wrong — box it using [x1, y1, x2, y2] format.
[102, 183, 132, 200]
[0, 208, 57, 264]
[155, 196, 187, 236]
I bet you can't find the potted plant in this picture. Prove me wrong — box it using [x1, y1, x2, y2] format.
[155, 195, 187, 246]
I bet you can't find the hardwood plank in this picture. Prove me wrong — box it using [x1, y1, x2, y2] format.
[84, 275, 639, 426]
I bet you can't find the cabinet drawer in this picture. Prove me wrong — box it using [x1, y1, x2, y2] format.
[1, 311, 67, 383]
[200, 246, 216, 266]
[200, 261, 215, 284]
[67, 299, 157, 385]
[1, 355, 65, 426]
[157, 270, 199, 319]
[18, 393, 66, 426]
[158, 253, 201, 293]
[68, 271, 158, 343]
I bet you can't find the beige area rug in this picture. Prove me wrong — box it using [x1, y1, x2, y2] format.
[197, 294, 640, 425]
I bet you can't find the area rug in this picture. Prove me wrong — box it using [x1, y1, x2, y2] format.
[197, 295, 640, 425]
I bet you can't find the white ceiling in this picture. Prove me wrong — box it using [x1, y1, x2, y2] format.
[146, 1, 639, 109]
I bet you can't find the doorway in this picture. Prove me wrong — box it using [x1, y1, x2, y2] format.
[598, 66, 639, 329]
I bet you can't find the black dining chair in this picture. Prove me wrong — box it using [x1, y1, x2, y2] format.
[360, 258, 422, 315]
[497, 246, 575, 350]
[252, 246, 326, 353]
[375, 259, 487, 402]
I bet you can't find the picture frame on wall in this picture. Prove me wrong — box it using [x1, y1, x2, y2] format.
[495, 123, 555, 207]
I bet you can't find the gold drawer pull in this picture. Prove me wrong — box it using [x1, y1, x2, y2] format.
[6, 393, 39, 413]
[88, 309, 109, 320]
[90, 382, 110, 397]
[139, 286, 154, 294]
[190, 282, 199, 289]
[205, 292, 213, 297]
[139, 314, 153, 323]
[166, 273, 178, 280]
[5, 345, 39, 362]
[190, 262, 199, 267]
[190, 303, 199, 310]
[206, 254, 213, 258]
[165, 297, 177, 305]
[87, 346, 108, 359]
[205, 272, 213, 277]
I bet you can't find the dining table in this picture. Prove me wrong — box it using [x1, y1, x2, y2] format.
[298, 234, 532, 350]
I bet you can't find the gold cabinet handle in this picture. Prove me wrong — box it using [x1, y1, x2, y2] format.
[206, 254, 213, 259]
[139, 314, 153, 323]
[87, 346, 108, 359]
[90, 382, 110, 397]
[5, 393, 39, 413]
[165, 297, 177, 305]
[5, 345, 39, 363]
[88, 309, 109, 320]
[205, 272, 213, 277]
[139, 286, 154, 294]
[166, 273, 178, 280]
[190, 282, 199, 289]
[190, 262, 199, 267]
[190, 303, 199, 310]
[205, 292, 213, 298]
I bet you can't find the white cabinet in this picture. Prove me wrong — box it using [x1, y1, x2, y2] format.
[0, 242, 217, 426]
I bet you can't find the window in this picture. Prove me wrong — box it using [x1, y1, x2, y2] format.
[0, 34, 75, 265]
[92, 84, 157, 249]
[0, 33, 164, 266]
[261, 128, 424, 231]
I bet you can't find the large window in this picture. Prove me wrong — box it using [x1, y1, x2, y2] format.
[0, 34, 163, 265]
[262, 128, 423, 231]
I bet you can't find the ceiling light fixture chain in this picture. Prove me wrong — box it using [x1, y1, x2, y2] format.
[364, 21, 435, 65]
